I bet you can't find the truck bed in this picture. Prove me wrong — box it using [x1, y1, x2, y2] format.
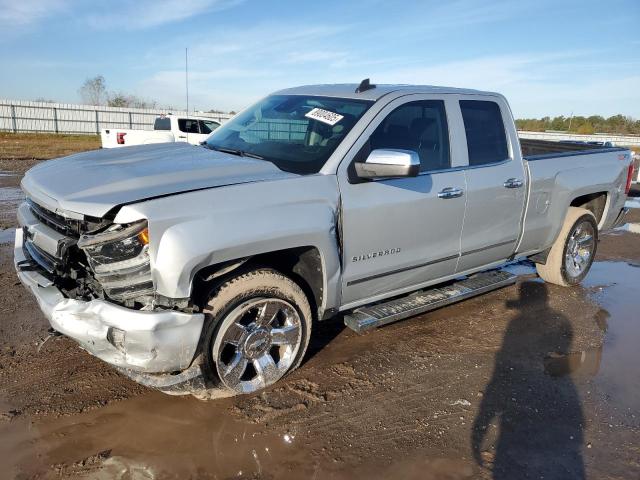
[520, 138, 625, 159]
[516, 139, 630, 257]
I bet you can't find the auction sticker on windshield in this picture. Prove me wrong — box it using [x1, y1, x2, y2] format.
[305, 108, 344, 126]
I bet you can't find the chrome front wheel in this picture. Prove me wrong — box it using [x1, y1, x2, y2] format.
[212, 298, 304, 393]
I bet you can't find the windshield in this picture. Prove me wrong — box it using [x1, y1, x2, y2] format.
[205, 95, 372, 174]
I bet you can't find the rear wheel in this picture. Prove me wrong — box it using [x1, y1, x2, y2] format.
[535, 207, 598, 286]
[202, 269, 312, 395]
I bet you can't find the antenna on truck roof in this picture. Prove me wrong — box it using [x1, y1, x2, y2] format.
[355, 78, 376, 93]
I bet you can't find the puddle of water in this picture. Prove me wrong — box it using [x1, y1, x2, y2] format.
[502, 259, 537, 276]
[0, 390, 474, 480]
[616, 223, 640, 234]
[0, 172, 24, 229]
[0, 171, 21, 188]
[0, 187, 23, 203]
[0, 392, 325, 479]
[0, 228, 15, 244]
[554, 262, 640, 411]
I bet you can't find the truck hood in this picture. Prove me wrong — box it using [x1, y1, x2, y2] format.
[21, 143, 297, 218]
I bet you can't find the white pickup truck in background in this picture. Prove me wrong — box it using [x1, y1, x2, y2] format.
[100, 114, 221, 148]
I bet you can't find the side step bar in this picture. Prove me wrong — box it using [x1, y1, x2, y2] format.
[344, 270, 516, 334]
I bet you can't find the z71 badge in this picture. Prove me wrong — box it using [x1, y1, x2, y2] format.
[352, 248, 401, 262]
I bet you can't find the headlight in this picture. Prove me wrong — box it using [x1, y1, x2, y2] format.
[78, 220, 154, 302]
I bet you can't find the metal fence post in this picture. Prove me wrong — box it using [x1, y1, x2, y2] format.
[53, 107, 59, 134]
[129, 111, 133, 129]
[10, 104, 17, 133]
[95, 110, 99, 134]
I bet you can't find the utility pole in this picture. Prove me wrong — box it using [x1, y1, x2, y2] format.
[185, 47, 189, 115]
[185, 47, 189, 143]
[568, 111, 574, 132]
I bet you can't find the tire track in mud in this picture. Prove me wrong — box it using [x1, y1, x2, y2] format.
[228, 281, 605, 468]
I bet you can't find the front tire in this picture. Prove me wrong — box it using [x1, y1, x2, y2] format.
[535, 207, 598, 286]
[202, 269, 312, 395]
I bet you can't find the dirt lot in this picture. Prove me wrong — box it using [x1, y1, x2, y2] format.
[0, 148, 639, 478]
[0, 132, 100, 175]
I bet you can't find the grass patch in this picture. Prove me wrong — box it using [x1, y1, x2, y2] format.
[0, 132, 101, 174]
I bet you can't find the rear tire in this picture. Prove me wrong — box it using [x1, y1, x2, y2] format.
[535, 207, 598, 286]
[201, 269, 312, 395]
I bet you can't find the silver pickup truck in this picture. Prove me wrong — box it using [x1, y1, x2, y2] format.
[13, 82, 635, 397]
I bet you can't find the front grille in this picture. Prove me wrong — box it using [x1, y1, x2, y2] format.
[21, 199, 154, 306]
[23, 239, 59, 274]
[27, 199, 82, 238]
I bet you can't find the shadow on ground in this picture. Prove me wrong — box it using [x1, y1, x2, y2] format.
[473, 282, 586, 479]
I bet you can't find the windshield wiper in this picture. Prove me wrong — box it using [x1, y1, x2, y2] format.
[205, 144, 264, 160]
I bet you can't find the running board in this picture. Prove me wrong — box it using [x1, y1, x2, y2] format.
[344, 270, 516, 334]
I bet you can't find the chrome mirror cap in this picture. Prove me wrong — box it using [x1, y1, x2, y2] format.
[355, 149, 420, 179]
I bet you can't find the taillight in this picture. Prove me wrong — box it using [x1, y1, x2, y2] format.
[625, 163, 634, 195]
[117, 132, 127, 145]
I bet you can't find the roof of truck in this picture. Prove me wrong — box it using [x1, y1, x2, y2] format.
[273, 83, 499, 101]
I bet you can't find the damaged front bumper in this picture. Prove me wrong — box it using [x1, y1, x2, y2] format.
[13, 228, 205, 374]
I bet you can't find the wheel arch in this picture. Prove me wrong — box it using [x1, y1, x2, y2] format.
[569, 191, 608, 227]
[192, 246, 328, 321]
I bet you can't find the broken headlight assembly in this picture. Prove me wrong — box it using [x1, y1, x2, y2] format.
[78, 220, 154, 304]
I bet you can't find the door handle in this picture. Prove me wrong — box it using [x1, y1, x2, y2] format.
[437, 187, 464, 199]
[504, 178, 523, 189]
[178, 135, 187, 139]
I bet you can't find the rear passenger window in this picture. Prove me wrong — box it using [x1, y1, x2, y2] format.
[370, 100, 450, 172]
[460, 100, 509, 166]
[178, 119, 200, 134]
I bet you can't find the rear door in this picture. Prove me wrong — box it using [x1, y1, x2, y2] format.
[456, 98, 526, 273]
[338, 95, 467, 308]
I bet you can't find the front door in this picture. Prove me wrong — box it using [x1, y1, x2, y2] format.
[338, 97, 467, 308]
[177, 118, 208, 145]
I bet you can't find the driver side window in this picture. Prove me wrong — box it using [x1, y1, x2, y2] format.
[370, 100, 451, 172]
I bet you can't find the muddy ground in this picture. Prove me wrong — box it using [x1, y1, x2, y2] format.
[0, 170, 639, 479]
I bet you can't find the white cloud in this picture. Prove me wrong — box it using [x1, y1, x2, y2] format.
[135, 22, 362, 110]
[86, 0, 244, 30]
[0, 0, 67, 29]
[370, 52, 640, 117]
[283, 50, 350, 66]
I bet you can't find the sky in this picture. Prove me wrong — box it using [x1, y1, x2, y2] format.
[0, 0, 638, 118]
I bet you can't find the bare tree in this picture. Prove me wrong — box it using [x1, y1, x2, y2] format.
[107, 92, 157, 109]
[79, 75, 107, 105]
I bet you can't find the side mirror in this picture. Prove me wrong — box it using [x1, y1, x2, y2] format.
[354, 149, 420, 179]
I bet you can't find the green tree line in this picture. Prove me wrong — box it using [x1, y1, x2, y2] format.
[516, 115, 640, 135]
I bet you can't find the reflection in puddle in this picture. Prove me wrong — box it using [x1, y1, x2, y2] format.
[541, 262, 640, 394]
[580, 261, 640, 411]
[1, 392, 315, 479]
[502, 259, 537, 277]
[544, 348, 603, 377]
[616, 223, 640, 234]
